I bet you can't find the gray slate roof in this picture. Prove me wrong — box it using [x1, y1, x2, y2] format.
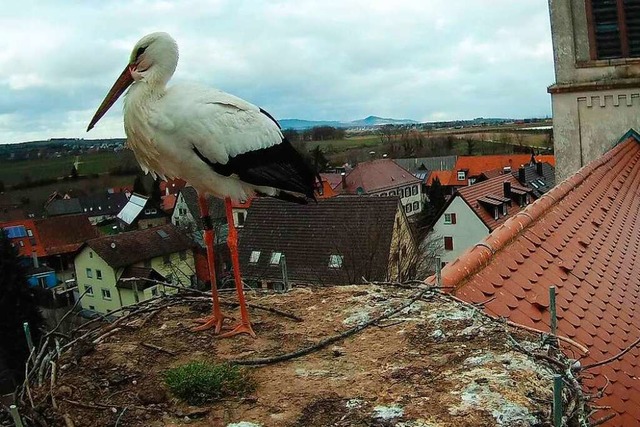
[393, 156, 458, 172]
[179, 186, 226, 229]
[239, 196, 401, 285]
[512, 162, 555, 197]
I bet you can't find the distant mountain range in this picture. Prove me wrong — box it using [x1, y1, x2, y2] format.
[279, 115, 420, 130]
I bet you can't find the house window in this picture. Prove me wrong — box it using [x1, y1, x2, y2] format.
[405, 204, 412, 213]
[444, 236, 454, 251]
[389, 190, 395, 196]
[96, 270, 102, 280]
[89, 251, 93, 258]
[151, 287, 159, 297]
[270, 252, 282, 265]
[38, 277, 47, 288]
[86, 268, 93, 278]
[163, 254, 171, 264]
[381, 192, 387, 196]
[19, 240, 24, 247]
[457, 171, 466, 180]
[412, 201, 419, 211]
[27, 229, 33, 237]
[101, 288, 112, 300]
[412, 185, 418, 196]
[329, 254, 343, 268]
[236, 212, 246, 227]
[404, 187, 411, 197]
[444, 213, 457, 225]
[494, 207, 500, 220]
[89, 305, 95, 310]
[179, 250, 187, 260]
[502, 203, 508, 216]
[85, 285, 94, 296]
[587, 0, 640, 59]
[179, 207, 187, 216]
[249, 251, 261, 264]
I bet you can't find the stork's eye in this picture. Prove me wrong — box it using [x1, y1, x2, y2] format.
[135, 46, 147, 60]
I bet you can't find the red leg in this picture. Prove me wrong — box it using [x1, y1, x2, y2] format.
[192, 194, 227, 333]
[218, 197, 256, 338]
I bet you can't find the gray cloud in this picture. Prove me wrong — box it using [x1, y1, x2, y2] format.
[1, 0, 553, 143]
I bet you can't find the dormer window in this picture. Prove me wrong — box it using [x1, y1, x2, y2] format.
[502, 203, 508, 216]
[494, 207, 499, 220]
[457, 171, 466, 181]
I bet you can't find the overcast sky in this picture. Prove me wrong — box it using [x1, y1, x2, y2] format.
[1, 0, 554, 143]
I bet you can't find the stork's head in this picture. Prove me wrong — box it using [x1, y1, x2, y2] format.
[87, 32, 179, 131]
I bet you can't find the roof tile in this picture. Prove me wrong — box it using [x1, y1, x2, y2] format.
[428, 135, 640, 425]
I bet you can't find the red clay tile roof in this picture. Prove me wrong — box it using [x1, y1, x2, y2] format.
[35, 214, 100, 256]
[339, 159, 420, 194]
[426, 135, 640, 426]
[451, 154, 556, 185]
[320, 173, 344, 190]
[456, 174, 532, 231]
[0, 219, 46, 257]
[426, 170, 454, 186]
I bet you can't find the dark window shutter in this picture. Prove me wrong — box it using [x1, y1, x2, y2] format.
[444, 236, 453, 251]
[451, 213, 457, 224]
[592, 0, 623, 59]
[625, 0, 640, 57]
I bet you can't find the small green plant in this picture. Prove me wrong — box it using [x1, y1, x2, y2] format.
[164, 361, 254, 405]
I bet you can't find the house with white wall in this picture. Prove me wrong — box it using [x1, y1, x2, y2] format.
[336, 159, 423, 217]
[431, 175, 533, 266]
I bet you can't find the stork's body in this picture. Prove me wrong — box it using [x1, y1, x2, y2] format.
[88, 32, 317, 338]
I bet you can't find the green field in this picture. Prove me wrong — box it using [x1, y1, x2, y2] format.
[0, 151, 137, 186]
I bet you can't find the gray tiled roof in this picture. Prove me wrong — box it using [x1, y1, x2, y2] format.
[86, 224, 194, 268]
[239, 196, 401, 285]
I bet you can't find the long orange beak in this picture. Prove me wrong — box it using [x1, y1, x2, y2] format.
[87, 65, 134, 131]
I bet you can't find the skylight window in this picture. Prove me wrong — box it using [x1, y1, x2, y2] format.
[270, 252, 282, 265]
[249, 251, 260, 264]
[530, 181, 539, 189]
[329, 254, 343, 268]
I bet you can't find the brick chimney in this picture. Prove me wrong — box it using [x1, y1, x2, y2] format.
[536, 161, 543, 176]
[503, 181, 511, 198]
[341, 172, 347, 189]
[518, 166, 526, 183]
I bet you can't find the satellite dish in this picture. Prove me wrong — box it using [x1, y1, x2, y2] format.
[110, 242, 116, 249]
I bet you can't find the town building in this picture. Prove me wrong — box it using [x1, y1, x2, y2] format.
[239, 196, 417, 287]
[430, 174, 533, 266]
[547, 0, 640, 181]
[333, 159, 423, 217]
[74, 224, 195, 315]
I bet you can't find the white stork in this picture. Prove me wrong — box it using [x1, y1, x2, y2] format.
[87, 32, 318, 338]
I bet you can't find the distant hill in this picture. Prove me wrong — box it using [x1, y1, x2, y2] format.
[279, 116, 419, 130]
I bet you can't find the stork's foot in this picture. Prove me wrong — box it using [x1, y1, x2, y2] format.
[217, 322, 256, 339]
[191, 313, 228, 334]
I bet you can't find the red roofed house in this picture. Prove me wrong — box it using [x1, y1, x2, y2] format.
[450, 154, 556, 187]
[336, 159, 423, 217]
[35, 214, 100, 284]
[430, 174, 533, 267]
[427, 131, 640, 425]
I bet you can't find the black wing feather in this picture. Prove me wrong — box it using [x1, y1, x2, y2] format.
[193, 137, 318, 200]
